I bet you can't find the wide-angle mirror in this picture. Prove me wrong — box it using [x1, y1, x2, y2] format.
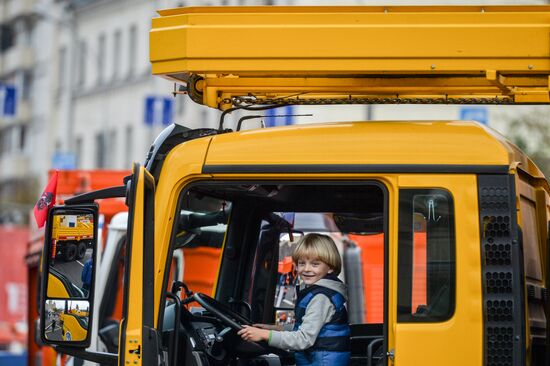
[44, 299, 90, 342]
[41, 204, 98, 347]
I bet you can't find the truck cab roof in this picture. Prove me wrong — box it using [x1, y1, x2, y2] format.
[164, 121, 545, 182]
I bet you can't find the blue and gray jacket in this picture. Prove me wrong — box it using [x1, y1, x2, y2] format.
[293, 274, 351, 353]
[269, 273, 351, 361]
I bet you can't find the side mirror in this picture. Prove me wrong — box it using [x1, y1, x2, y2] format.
[40, 204, 98, 347]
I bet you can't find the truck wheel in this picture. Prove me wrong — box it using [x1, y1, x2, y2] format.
[77, 242, 87, 260]
[64, 243, 77, 262]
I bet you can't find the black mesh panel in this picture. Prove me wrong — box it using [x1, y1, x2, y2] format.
[478, 175, 525, 366]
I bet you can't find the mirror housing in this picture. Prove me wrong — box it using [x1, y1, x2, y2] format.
[40, 204, 98, 347]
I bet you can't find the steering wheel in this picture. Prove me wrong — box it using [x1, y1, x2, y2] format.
[191, 292, 294, 360]
[192, 292, 253, 330]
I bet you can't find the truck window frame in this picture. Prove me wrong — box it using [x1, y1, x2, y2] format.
[397, 188, 456, 323]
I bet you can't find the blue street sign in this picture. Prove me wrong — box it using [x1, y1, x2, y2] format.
[459, 107, 488, 125]
[144, 96, 173, 126]
[51, 152, 76, 169]
[0, 84, 17, 117]
[265, 106, 294, 127]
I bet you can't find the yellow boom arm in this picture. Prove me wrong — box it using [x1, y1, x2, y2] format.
[150, 6, 550, 109]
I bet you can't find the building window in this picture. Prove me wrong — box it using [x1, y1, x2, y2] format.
[77, 40, 87, 86]
[398, 189, 455, 322]
[97, 34, 106, 85]
[0, 127, 10, 153]
[58, 47, 67, 93]
[0, 126, 23, 154]
[109, 129, 117, 168]
[128, 25, 137, 77]
[21, 71, 32, 101]
[19, 125, 26, 152]
[95, 132, 105, 168]
[125, 125, 132, 166]
[75, 136, 82, 168]
[0, 24, 14, 51]
[14, 18, 32, 47]
[113, 29, 121, 80]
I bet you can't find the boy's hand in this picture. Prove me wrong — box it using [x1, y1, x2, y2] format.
[238, 325, 270, 342]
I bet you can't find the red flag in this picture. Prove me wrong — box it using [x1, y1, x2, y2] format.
[34, 171, 58, 228]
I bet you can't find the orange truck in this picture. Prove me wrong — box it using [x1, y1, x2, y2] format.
[26, 170, 128, 366]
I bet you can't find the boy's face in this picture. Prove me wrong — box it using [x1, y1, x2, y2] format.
[296, 257, 333, 285]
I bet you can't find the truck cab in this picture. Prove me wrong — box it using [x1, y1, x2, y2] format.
[116, 120, 544, 366]
[37, 5, 550, 366]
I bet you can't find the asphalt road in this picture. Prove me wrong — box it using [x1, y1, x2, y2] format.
[50, 249, 93, 293]
[44, 314, 63, 341]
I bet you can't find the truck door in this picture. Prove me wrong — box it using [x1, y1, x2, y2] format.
[392, 175, 482, 365]
[120, 163, 158, 366]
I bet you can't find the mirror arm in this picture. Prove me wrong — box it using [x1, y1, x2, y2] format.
[54, 346, 118, 365]
[65, 186, 126, 205]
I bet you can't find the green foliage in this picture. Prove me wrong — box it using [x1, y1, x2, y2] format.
[502, 108, 550, 179]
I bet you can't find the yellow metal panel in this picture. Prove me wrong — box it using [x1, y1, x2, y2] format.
[204, 121, 510, 167]
[150, 6, 550, 106]
[394, 174, 483, 365]
[46, 273, 70, 298]
[151, 6, 550, 67]
[152, 138, 213, 320]
[124, 165, 146, 366]
[60, 314, 87, 341]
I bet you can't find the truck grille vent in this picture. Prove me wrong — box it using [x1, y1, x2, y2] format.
[478, 176, 524, 366]
[485, 272, 513, 294]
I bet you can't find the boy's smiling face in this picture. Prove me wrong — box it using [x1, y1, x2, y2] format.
[296, 257, 333, 285]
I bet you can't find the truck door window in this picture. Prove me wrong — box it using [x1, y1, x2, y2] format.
[171, 183, 385, 327]
[165, 183, 386, 366]
[398, 189, 455, 322]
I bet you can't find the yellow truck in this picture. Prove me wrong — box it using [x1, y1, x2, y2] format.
[51, 214, 94, 261]
[39, 5, 550, 366]
[60, 312, 88, 342]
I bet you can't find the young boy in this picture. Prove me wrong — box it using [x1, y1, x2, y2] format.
[238, 233, 351, 365]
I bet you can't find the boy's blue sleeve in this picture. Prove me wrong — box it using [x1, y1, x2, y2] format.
[81, 264, 87, 282]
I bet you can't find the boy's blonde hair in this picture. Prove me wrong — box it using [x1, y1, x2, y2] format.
[292, 233, 342, 275]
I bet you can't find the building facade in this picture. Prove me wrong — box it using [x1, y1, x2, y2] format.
[0, 0, 38, 223]
[0, 0, 548, 224]
[0, 0, 258, 223]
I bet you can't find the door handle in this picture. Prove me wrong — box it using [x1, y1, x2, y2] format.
[387, 348, 395, 362]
